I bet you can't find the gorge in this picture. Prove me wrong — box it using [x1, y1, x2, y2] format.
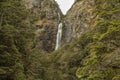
[0, 0, 120, 80]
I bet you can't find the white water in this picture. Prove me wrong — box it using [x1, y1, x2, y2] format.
[55, 23, 63, 50]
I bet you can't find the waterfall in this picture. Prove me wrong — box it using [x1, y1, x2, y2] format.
[55, 22, 63, 50]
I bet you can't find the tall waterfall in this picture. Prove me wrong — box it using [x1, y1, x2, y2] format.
[55, 22, 63, 50]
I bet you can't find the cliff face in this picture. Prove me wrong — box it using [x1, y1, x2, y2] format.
[42, 0, 120, 80]
[22, 0, 120, 80]
[23, 0, 63, 79]
[63, 0, 97, 43]
[0, 0, 120, 80]
[23, 0, 63, 52]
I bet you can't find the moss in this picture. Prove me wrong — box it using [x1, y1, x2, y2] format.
[99, 9, 120, 20]
[99, 25, 120, 40]
[0, 68, 6, 74]
[14, 63, 26, 80]
[112, 75, 120, 80]
[74, 0, 120, 80]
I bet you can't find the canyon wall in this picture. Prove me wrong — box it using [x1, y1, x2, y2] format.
[0, 0, 120, 80]
[63, 0, 97, 43]
[23, 0, 63, 52]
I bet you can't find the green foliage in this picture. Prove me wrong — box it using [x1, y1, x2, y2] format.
[0, 0, 29, 27]
[75, 0, 120, 80]
[0, 0, 34, 80]
[0, 24, 20, 67]
[112, 75, 120, 80]
[14, 63, 26, 80]
[25, 0, 120, 79]
[0, 0, 120, 80]
[41, 0, 120, 80]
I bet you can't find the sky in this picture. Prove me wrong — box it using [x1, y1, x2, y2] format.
[55, 0, 75, 15]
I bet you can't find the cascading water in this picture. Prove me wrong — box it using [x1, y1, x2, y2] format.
[55, 22, 63, 50]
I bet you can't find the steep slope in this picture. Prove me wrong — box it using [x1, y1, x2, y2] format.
[0, 0, 62, 80]
[0, 0, 120, 80]
[23, 0, 63, 52]
[63, 0, 97, 43]
[39, 0, 120, 80]
[22, 0, 63, 80]
[0, 0, 34, 79]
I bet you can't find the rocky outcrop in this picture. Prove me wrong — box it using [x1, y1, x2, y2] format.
[63, 0, 97, 43]
[23, 0, 63, 52]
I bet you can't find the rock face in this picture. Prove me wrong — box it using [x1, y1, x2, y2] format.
[1, 0, 120, 80]
[16, 0, 120, 80]
[23, 0, 63, 52]
[37, 0, 120, 80]
[63, 0, 97, 43]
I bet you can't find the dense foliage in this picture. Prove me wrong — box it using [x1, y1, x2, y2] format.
[0, 0, 120, 80]
[0, 0, 34, 80]
[33, 0, 120, 80]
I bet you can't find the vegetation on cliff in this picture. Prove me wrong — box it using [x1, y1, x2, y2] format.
[37, 0, 120, 80]
[0, 0, 120, 80]
[0, 0, 34, 79]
